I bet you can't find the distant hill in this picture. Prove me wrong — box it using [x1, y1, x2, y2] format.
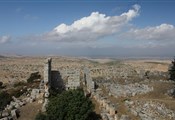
[0, 55, 6, 58]
[0, 54, 23, 58]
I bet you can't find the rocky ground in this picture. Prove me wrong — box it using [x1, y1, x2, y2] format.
[0, 56, 175, 120]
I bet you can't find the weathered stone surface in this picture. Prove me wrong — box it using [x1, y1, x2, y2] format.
[125, 100, 175, 120]
[101, 113, 109, 120]
[1, 110, 9, 117]
[31, 89, 40, 99]
[167, 88, 175, 96]
[120, 115, 130, 120]
[11, 109, 18, 120]
[44, 58, 52, 84]
[42, 98, 49, 112]
[64, 68, 80, 90]
[108, 83, 153, 98]
[84, 67, 95, 92]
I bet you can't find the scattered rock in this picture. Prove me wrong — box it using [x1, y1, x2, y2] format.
[1, 110, 9, 117]
[125, 100, 175, 120]
[31, 89, 40, 99]
[109, 83, 153, 98]
[11, 109, 19, 120]
[120, 115, 130, 120]
[167, 88, 175, 96]
[0, 117, 8, 120]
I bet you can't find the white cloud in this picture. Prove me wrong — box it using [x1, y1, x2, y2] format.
[126, 23, 175, 41]
[121, 4, 140, 21]
[0, 35, 11, 44]
[42, 4, 140, 42]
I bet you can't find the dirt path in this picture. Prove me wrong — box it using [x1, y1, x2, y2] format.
[18, 101, 42, 120]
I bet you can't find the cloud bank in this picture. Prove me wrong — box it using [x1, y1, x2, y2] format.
[42, 4, 140, 42]
[2, 4, 175, 57]
[126, 23, 175, 41]
[0, 35, 11, 44]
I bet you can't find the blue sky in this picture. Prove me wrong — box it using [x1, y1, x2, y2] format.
[0, 0, 175, 57]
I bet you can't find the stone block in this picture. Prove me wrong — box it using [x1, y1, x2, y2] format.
[11, 109, 18, 120]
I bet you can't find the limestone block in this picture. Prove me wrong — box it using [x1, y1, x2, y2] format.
[11, 109, 18, 120]
[1, 110, 9, 117]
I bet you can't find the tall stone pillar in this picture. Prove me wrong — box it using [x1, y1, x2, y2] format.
[44, 58, 52, 84]
[42, 58, 52, 112]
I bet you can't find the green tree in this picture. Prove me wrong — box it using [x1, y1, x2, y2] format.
[35, 112, 48, 120]
[35, 89, 101, 120]
[46, 89, 94, 120]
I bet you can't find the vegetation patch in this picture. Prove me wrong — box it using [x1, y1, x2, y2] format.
[35, 89, 99, 120]
[0, 91, 12, 111]
[144, 61, 168, 65]
[104, 60, 121, 66]
[27, 72, 41, 83]
[13, 81, 27, 88]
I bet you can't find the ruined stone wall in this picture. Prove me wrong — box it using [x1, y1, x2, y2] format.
[58, 68, 81, 90]
[84, 67, 95, 92]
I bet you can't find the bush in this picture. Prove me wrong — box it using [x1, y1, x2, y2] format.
[10, 88, 27, 98]
[35, 112, 48, 120]
[0, 82, 3, 87]
[27, 72, 41, 83]
[169, 58, 175, 80]
[13, 82, 26, 88]
[0, 82, 5, 89]
[35, 88, 101, 120]
[45, 89, 94, 120]
[0, 91, 12, 110]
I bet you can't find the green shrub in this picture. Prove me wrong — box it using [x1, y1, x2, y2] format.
[0, 91, 12, 110]
[27, 72, 41, 83]
[10, 88, 27, 98]
[13, 82, 26, 88]
[35, 88, 101, 120]
[0, 82, 6, 89]
[46, 89, 94, 120]
[35, 112, 48, 120]
[0, 82, 3, 87]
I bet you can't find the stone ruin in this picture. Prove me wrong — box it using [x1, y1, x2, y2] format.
[0, 86, 43, 120]
[40, 58, 98, 111]
[1, 57, 173, 120]
[108, 83, 153, 98]
[168, 57, 175, 80]
[42, 58, 52, 112]
[92, 89, 118, 120]
[84, 67, 95, 92]
[42, 58, 97, 92]
[44, 58, 52, 84]
[125, 100, 175, 120]
[40, 58, 167, 119]
[65, 68, 80, 90]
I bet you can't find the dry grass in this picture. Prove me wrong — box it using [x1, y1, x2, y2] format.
[124, 59, 171, 72]
[18, 101, 42, 120]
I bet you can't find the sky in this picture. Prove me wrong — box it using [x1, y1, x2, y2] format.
[0, 0, 175, 57]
